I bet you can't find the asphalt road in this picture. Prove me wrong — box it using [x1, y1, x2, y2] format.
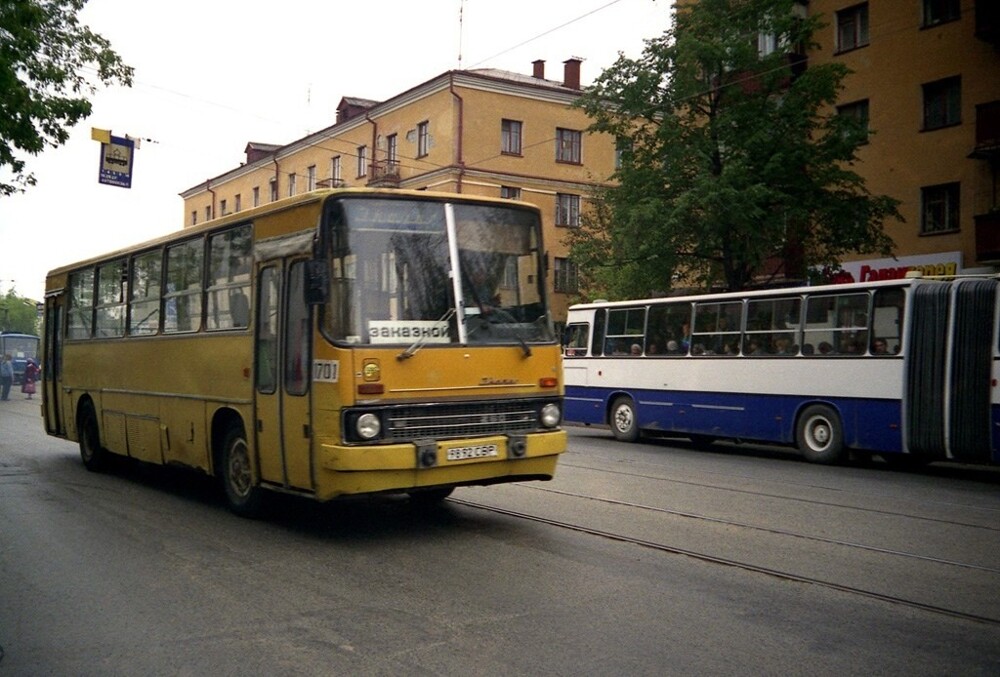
[2, 398, 999, 675]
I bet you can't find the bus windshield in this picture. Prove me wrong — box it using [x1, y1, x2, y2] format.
[322, 197, 553, 346]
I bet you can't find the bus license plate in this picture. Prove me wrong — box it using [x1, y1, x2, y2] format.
[446, 444, 499, 461]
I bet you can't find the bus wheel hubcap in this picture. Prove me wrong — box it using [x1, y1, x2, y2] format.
[229, 442, 251, 497]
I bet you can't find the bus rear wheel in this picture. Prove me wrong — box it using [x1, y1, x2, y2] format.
[796, 404, 844, 464]
[610, 396, 639, 443]
[220, 426, 265, 517]
[78, 401, 108, 472]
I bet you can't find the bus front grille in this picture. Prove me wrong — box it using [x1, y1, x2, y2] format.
[383, 401, 539, 442]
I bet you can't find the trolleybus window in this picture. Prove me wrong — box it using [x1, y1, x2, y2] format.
[647, 303, 691, 355]
[67, 269, 94, 339]
[207, 225, 252, 330]
[746, 297, 801, 356]
[95, 259, 126, 338]
[164, 238, 204, 334]
[692, 301, 742, 356]
[129, 249, 162, 336]
[321, 198, 551, 346]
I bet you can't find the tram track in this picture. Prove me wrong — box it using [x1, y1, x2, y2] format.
[450, 495, 1000, 627]
[521, 484, 1000, 573]
[560, 459, 1000, 533]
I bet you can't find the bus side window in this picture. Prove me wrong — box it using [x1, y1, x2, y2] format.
[563, 323, 589, 357]
[592, 309, 606, 356]
[872, 288, 904, 355]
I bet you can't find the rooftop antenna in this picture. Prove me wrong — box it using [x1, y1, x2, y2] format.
[458, 0, 464, 69]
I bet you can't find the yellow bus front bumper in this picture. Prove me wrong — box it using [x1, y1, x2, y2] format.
[314, 429, 566, 500]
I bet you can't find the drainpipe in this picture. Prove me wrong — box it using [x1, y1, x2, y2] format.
[366, 113, 378, 181]
[449, 73, 465, 193]
[272, 154, 280, 200]
[206, 179, 215, 221]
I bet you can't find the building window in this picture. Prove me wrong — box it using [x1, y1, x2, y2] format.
[357, 146, 368, 177]
[269, 179, 277, 202]
[556, 128, 582, 164]
[758, 31, 778, 57]
[205, 206, 212, 221]
[923, 0, 959, 27]
[501, 119, 523, 155]
[307, 165, 316, 191]
[554, 258, 579, 293]
[252, 186, 260, 207]
[501, 256, 518, 289]
[220, 199, 227, 216]
[332, 156, 342, 183]
[501, 186, 521, 200]
[556, 193, 581, 227]
[921, 183, 960, 234]
[387, 133, 398, 167]
[288, 172, 296, 197]
[837, 99, 870, 142]
[615, 137, 632, 170]
[417, 121, 429, 157]
[234, 194, 241, 212]
[923, 76, 961, 130]
[836, 3, 869, 52]
[191, 210, 197, 226]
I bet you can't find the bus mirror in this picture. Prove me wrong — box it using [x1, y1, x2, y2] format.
[305, 260, 329, 305]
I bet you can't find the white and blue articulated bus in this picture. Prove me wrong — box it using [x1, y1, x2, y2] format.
[562, 276, 999, 465]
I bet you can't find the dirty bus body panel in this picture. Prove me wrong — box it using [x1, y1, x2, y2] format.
[43, 189, 565, 515]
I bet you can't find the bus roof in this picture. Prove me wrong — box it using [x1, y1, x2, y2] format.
[567, 275, 1000, 311]
[45, 187, 542, 284]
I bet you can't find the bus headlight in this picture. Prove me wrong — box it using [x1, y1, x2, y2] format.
[356, 413, 382, 440]
[540, 403, 561, 428]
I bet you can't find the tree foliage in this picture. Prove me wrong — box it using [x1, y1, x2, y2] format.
[571, 0, 900, 297]
[1, 289, 40, 334]
[0, 0, 133, 196]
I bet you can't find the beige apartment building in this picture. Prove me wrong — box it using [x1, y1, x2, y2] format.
[180, 58, 615, 323]
[806, 1, 999, 281]
[181, 3, 1000, 317]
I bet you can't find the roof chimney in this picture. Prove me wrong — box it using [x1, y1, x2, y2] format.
[532, 59, 546, 80]
[563, 57, 582, 90]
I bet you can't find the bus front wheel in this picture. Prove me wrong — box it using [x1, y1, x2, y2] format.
[796, 404, 844, 464]
[78, 401, 108, 472]
[220, 426, 265, 517]
[610, 396, 639, 443]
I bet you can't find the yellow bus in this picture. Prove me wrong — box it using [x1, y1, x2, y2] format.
[42, 188, 566, 515]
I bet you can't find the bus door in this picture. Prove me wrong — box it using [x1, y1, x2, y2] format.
[254, 260, 314, 492]
[43, 294, 65, 436]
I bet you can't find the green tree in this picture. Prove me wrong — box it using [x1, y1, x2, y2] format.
[1, 289, 40, 334]
[571, 0, 899, 297]
[0, 0, 133, 196]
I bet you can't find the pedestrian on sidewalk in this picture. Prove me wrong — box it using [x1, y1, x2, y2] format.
[0, 354, 12, 400]
[22, 357, 39, 400]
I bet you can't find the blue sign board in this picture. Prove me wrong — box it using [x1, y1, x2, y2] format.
[99, 135, 135, 188]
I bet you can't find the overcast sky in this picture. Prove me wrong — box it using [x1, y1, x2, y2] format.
[0, 0, 670, 302]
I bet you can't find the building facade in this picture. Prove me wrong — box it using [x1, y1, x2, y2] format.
[180, 59, 615, 324]
[808, 1, 1000, 280]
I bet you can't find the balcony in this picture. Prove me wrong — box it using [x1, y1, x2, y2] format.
[976, 3, 1000, 45]
[975, 211, 1000, 263]
[727, 51, 807, 96]
[367, 160, 401, 188]
[970, 101, 1000, 160]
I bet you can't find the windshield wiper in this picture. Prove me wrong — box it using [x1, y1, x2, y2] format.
[397, 308, 455, 361]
